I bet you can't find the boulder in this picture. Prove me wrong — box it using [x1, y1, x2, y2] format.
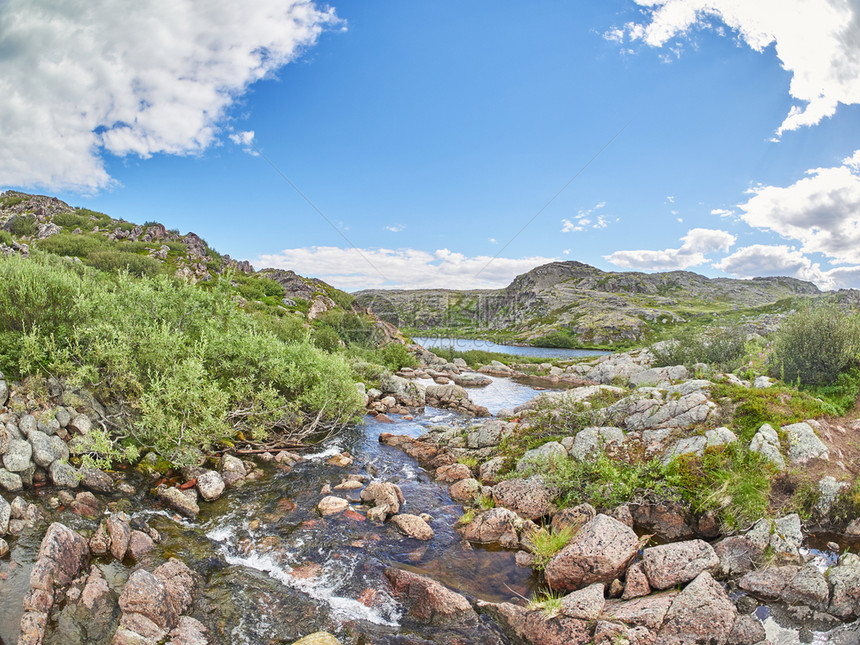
[727, 615, 767, 645]
[220, 454, 247, 486]
[29, 430, 68, 468]
[35, 522, 91, 588]
[782, 563, 829, 610]
[749, 423, 785, 470]
[3, 438, 33, 472]
[622, 562, 651, 600]
[568, 427, 625, 461]
[155, 485, 199, 519]
[317, 496, 349, 515]
[0, 468, 22, 491]
[391, 514, 434, 540]
[80, 467, 114, 493]
[360, 481, 404, 515]
[119, 569, 178, 631]
[477, 600, 591, 644]
[551, 503, 596, 534]
[106, 512, 132, 561]
[714, 536, 762, 577]
[128, 530, 155, 560]
[68, 414, 92, 435]
[737, 566, 800, 600]
[745, 513, 802, 562]
[545, 514, 639, 591]
[827, 561, 860, 619]
[607, 384, 715, 432]
[631, 501, 694, 541]
[517, 441, 567, 470]
[560, 582, 605, 620]
[601, 591, 678, 631]
[195, 470, 225, 501]
[492, 477, 556, 521]
[783, 422, 828, 463]
[449, 477, 481, 503]
[460, 507, 529, 548]
[49, 460, 80, 488]
[167, 616, 208, 645]
[384, 567, 477, 625]
[657, 572, 737, 644]
[466, 419, 515, 449]
[292, 634, 341, 645]
[479, 456, 506, 485]
[435, 463, 472, 483]
[452, 372, 493, 387]
[641, 539, 719, 590]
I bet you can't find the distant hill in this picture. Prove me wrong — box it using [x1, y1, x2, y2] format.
[354, 260, 822, 347]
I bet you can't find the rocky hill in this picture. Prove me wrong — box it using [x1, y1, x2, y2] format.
[0, 191, 370, 326]
[354, 260, 821, 346]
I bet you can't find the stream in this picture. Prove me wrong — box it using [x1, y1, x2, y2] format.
[1, 374, 858, 643]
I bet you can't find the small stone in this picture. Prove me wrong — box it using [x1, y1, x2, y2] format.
[3, 439, 33, 472]
[391, 514, 434, 540]
[128, 530, 155, 560]
[220, 454, 247, 486]
[623, 562, 651, 600]
[156, 485, 199, 518]
[560, 582, 605, 620]
[0, 537, 8, 557]
[317, 496, 349, 515]
[449, 478, 481, 503]
[0, 468, 23, 492]
[68, 414, 92, 435]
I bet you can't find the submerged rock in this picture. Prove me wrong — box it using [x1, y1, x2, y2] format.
[390, 513, 434, 540]
[385, 567, 477, 625]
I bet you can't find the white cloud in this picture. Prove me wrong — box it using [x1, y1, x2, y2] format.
[384, 224, 405, 232]
[562, 202, 610, 233]
[255, 246, 557, 290]
[714, 244, 829, 285]
[736, 151, 860, 263]
[229, 130, 259, 156]
[0, 0, 338, 191]
[563, 249, 571, 255]
[710, 208, 734, 217]
[488, 237, 498, 244]
[666, 195, 675, 203]
[619, 0, 860, 136]
[605, 227, 736, 270]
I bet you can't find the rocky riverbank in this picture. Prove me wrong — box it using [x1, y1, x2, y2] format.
[1, 344, 859, 644]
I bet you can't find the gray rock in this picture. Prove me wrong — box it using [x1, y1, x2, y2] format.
[714, 536, 762, 577]
[0, 424, 8, 455]
[195, 470, 225, 502]
[3, 439, 32, 472]
[0, 494, 9, 535]
[628, 365, 688, 387]
[466, 419, 515, 449]
[0, 378, 7, 407]
[783, 422, 828, 463]
[705, 426, 737, 447]
[545, 514, 639, 591]
[478, 456, 506, 485]
[657, 572, 737, 644]
[360, 481, 404, 515]
[827, 561, 860, 619]
[642, 539, 719, 590]
[452, 372, 493, 387]
[50, 461, 80, 488]
[816, 476, 849, 515]
[608, 385, 715, 432]
[749, 423, 785, 470]
[738, 566, 800, 600]
[54, 407, 71, 428]
[663, 435, 707, 463]
[67, 414, 92, 435]
[220, 454, 246, 487]
[752, 376, 774, 389]
[80, 467, 114, 493]
[460, 507, 531, 548]
[0, 468, 23, 492]
[728, 615, 767, 645]
[782, 564, 829, 610]
[745, 513, 803, 563]
[155, 485, 199, 518]
[18, 414, 37, 436]
[569, 426, 625, 460]
[29, 430, 68, 468]
[517, 441, 567, 470]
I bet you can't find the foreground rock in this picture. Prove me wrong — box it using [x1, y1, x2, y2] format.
[656, 572, 737, 644]
[477, 600, 590, 644]
[641, 539, 719, 590]
[545, 514, 639, 592]
[20, 523, 90, 645]
[384, 568, 478, 626]
[492, 477, 556, 521]
[390, 514, 434, 540]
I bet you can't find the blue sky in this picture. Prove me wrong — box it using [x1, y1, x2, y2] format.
[2, 0, 860, 290]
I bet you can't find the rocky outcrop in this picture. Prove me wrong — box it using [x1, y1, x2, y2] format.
[492, 477, 556, 521]
[425, 384, 490, 417]
[477, 600, 591, 645]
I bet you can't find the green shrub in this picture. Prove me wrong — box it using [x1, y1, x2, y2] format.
[37, 232, 114, 258]
[2, 257, 364, 467]
[530, 526, 576, 570]
[652, 326, 747, 371]
[379, 343, 417, 371]
[8, 214, 37, 236]
[0, 230, 13, 246]
[52, 212, 93, 229]
[313, 310, 377, 346]
[768, 303, 860, 386]
[312, 326, 342, 352]
[87, 251, 162, 276]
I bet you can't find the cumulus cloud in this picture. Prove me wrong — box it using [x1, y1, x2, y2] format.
[714, 244, 830, 285]
[736, 150, 860, 263]
[605, 227, 736, 270]
[613, 0, 860, 136]
[255, 246, 557, 290]
[0, 0, 338, 191]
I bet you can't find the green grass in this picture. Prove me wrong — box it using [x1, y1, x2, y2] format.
[527, 590, 565, 616]
[530, 525, 576, 570]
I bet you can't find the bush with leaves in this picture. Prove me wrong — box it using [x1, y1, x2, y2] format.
[767, 303, 860, 386]
[651, 325, 747, 372]
[3, 254, 364, 467]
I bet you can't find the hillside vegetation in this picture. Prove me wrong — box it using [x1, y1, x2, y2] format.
[0, 191, 410, 468]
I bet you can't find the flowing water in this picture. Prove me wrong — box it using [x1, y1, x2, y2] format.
[1, 375, 858, 643]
